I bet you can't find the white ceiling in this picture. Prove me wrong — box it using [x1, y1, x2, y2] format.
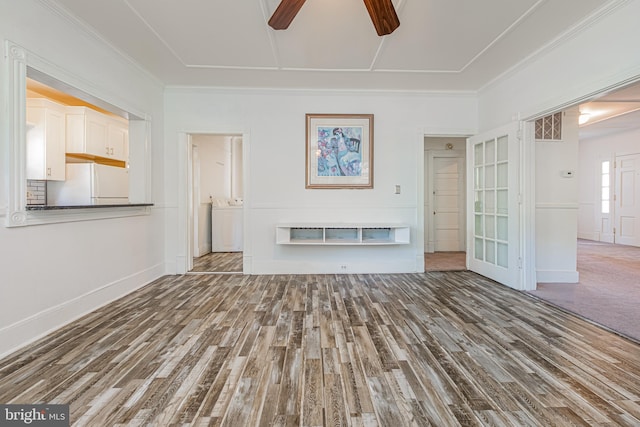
[48, 0, 615, 91]
[43, 0, 640, 137]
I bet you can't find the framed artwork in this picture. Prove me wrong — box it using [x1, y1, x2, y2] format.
[305, 113, 374, 189]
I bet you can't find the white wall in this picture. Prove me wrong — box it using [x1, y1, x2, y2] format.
[165, 89, 477, 274]
[535, 109, 580, 283]
[197, 203, 212, 255]
[193, 134, 232, 203]
[0, 0, 166, 357]
[578, 127, 640, 240]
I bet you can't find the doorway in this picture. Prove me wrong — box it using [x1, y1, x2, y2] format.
[526, 78, 640, 293]
[189, 134, 244, 274]
[424, 136, 467, 271]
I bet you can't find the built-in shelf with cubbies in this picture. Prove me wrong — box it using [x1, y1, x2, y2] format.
[276, 224, 410, 245]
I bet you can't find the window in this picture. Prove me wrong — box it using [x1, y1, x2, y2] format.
[601, 161, 610, 214]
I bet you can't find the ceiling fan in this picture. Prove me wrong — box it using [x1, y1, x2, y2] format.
[268, 0, 400, 36]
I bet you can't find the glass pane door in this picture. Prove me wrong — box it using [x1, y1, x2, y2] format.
[467, 123, 520, 289]
[474, 136, 509, 267]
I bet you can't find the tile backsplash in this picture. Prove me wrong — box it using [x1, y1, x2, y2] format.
[27, 179, 46, 205]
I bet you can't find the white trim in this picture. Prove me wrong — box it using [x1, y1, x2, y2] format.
[186, 134, 194, 271]
[5, 42, 28, 226]
[535, 203, 580, 210]
[415, 129, 426, 271]
[536, 269, 579, 283]
[250, 259, 416, 275]
[164, 85, 478, 98]
[578, 232, 600, 241]
[522, 121, 537, 290]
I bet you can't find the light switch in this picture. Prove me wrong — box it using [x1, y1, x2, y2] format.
[395, 185, 401, 194]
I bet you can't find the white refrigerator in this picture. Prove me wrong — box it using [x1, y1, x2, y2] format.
[48, 163, 129, 206]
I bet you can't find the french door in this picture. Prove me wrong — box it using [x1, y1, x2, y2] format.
[467, 123, 521, 289]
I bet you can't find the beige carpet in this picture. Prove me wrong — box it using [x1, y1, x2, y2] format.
[529, 239, 640, 342]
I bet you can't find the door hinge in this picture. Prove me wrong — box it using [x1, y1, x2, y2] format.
[518, 257, 523, 269]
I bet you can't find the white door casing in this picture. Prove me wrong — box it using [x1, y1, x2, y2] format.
[615, 153, 640, 246]
[192, 144, 201, 258]
[178, 131, 250, 275]
[467, 123, 521, 289]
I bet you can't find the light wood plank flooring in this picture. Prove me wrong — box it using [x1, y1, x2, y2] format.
[1, 271, 639, 426]
[424, 252, 466, 272]
[191, 252, 243, 273]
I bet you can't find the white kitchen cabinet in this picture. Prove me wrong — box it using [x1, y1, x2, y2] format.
[66, 107, 128, 162]
[107, 120, 128, 160]
[26, 98, 66, 181]
[212, 206, 243, 252]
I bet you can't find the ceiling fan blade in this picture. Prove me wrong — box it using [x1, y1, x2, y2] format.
[362, 0, 400, 36]
[268, 0, 307, 30]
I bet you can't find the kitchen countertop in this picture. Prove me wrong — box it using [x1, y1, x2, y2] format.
[26, 203, 154, 210]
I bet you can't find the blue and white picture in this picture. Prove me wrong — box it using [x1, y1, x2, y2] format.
[315, 126, 363, 177]
[306, 114, 373, 189]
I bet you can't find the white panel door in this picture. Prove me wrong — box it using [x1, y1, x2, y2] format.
[615, 153, 640, 246]
[434, 156, 464, 251]
[467, 123, 520, 289]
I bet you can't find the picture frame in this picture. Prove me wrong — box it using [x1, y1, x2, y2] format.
[305, 113, 374, 189]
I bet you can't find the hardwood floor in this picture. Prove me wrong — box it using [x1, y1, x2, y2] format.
[1, 271, 639, 426]
[424, 252, 466, 272]
[191, 252, 243, 273]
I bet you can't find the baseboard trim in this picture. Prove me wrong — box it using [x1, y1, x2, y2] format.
[578, 232, 599, 240]
[0, 263, 165, 359]
[250, 260, 417, 274]
[536, 269, 580, 283]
